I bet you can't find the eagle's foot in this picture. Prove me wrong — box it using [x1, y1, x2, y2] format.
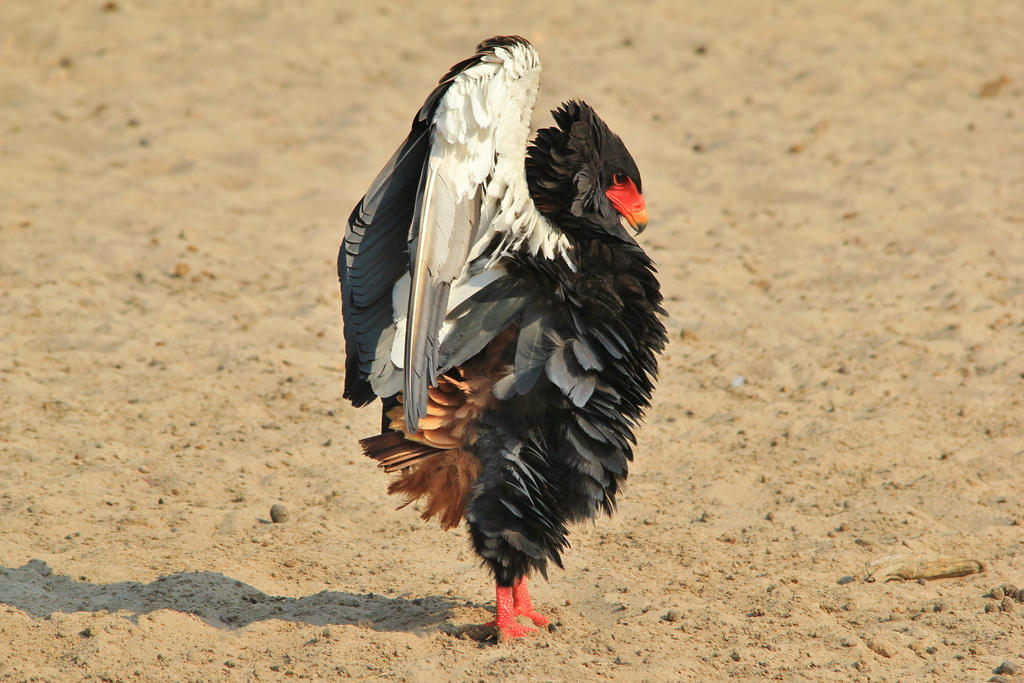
[511, 576, 549, 627]
[487, 576, 548, 642]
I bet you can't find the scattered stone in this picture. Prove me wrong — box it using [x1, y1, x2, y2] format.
[994, 661, 1019, 675]
[866, 638, 897, 658]
[664, 609, 683, 622]
[992, 586, 1005, 600]
[985, 603, 996, 613]
[837, 576, 855, 585]
[269, 504, 290, 523]
[1000, 597, 1016, 613]
[730, 651, 741, 661]
[79, 626, 94, 638]
[990, 676, 1010, 683]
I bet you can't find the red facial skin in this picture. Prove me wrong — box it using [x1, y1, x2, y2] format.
[605, 176, 648, 232]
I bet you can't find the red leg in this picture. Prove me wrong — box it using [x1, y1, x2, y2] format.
[511, 577, 549, 628]
[485, 577, 550, 642]
[493, 583, 535, 641]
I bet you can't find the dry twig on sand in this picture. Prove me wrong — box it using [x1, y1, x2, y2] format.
[863, 554, 984, 583]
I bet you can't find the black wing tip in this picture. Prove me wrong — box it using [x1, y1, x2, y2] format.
[342, 383, 376, 408]
[475, 35, 532, 54]
[426, 36, 535, 121]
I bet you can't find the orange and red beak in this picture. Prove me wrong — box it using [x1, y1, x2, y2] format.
[604, 177, 648, 233]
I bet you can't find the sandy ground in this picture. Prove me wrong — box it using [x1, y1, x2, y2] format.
[1, 1, 1023, 680]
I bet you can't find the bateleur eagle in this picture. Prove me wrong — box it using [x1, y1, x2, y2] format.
[338, 35, 666, 642]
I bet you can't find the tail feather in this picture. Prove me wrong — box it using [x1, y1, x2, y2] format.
[361, 432, 442, 473]
[358, 332, 515, 529]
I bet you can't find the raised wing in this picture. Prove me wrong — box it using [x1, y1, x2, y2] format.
[340, 36, 568, 431]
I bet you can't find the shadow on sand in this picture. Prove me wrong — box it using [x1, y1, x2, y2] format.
[0, 559, 471, 633]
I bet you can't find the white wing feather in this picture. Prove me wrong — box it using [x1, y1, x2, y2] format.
[373, 40, 574, 431]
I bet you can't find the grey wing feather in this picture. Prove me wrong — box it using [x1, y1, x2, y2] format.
[439, 286, 531, 370]
[546, 337, 596, 407]
[514, 304, 549, 394]
[403, 171, 479, 432]
[339, 125, 432, 407]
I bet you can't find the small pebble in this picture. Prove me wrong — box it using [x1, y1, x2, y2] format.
[866, 638, 897, 658]
[994, 661, 1019, 675]
[992, 586, 1005, 600]
[270, 504, 289, 523]
[664, 609, 683, 622]
[1000, 597, 1016, 613]
[730, 651, 741, 661]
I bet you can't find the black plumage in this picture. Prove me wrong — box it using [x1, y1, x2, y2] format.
[338, 36, 665, 640]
